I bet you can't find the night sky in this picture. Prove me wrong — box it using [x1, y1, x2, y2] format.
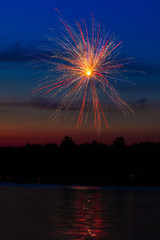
[0, 0, 160, 146]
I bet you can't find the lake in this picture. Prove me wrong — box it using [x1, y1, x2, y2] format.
[0, 184, 160, 240]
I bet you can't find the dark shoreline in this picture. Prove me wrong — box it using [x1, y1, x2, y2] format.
[1, 136, 160, 187]
[1, 182, 160, 191]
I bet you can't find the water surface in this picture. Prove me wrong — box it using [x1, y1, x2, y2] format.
[0, 184, 160, 240]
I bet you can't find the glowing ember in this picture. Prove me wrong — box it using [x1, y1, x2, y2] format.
[86, 70, 91, 76]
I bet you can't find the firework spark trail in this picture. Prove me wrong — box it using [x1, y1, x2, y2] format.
[32, 14, 134, 132]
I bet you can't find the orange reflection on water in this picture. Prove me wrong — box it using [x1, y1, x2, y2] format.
[70, 191, 110, 240]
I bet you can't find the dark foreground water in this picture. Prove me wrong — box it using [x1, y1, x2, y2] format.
[0, 184, 160, 240]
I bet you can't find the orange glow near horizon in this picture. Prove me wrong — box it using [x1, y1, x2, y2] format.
[0, 105, 160, 147]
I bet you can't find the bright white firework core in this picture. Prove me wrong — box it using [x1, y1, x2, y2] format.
[86, 70, 91, 76]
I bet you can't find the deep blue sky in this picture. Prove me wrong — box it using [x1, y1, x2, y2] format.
[1, 0, 160, 64]
[0, 0, 160, 145]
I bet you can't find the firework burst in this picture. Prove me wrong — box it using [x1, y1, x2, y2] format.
[32, 14, 134, 132]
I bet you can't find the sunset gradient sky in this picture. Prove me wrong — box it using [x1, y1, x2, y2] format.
[0, 0, 160, 146]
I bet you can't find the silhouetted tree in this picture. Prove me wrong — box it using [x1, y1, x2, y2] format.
[60, 136, 76, 149]
[0, 136, 160, 186]
[113, 137, 125, 147]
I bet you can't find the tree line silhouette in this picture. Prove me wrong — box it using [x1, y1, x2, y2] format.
[0, 136, 160, 187]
